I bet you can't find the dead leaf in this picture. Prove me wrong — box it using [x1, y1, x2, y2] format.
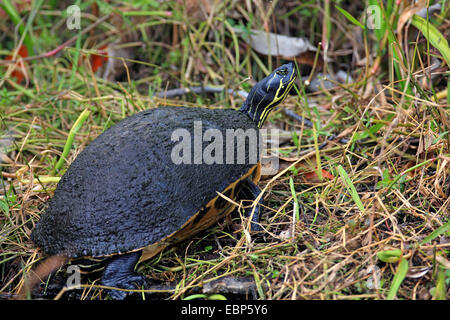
[261, 155, 281, 176]
[4, 45, 29, 83]
[278, 228, 294, 240]
[434, 158, 447, 198]
[90, 44, 109, 73]
[436, 255, 450, 269]
[283, 51, 324, 69]
[234, 29, 317, 57]
[0, 130, 15, 165]
[416, 3, 442, 19]
[261, 155, 304, 177]
[406, 267, 430, 279]
[302, 169, 335, 182]
[261, 154, 334, 182]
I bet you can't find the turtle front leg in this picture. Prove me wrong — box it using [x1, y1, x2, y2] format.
[238, 178, 264, 231]
[101, 251, 145, 299]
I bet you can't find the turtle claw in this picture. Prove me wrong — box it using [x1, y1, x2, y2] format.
[101, 251, 145, 300]
[103, 273, 146, 300]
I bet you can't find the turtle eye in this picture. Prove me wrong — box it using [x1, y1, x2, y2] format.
[276, 69, 288, 76]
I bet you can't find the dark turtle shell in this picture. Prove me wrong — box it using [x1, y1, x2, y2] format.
[31, 106, 261, 258]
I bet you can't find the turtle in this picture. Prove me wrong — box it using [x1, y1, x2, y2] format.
[24, 62, 297, 299]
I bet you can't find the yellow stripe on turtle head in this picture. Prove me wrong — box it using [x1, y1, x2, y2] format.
[257, 72, 296, 128]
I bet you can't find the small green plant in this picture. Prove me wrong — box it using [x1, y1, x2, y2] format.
[376, 168, 406, 191]
[376, 249, 410, 300]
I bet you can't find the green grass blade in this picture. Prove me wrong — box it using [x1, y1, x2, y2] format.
[69, 0, 82, 85]
[367, 0, 386, 42]
[377, 249, 402, 263]
[335, 4, 365, 29]
[420, 220, 450, 245]
[411, 15, 450, 67]
[207, 294, 227, 300]
[52, 108, 91, 174]
[433, 265, 447, 300]
[387, 257, 409, 300]
[0, 0, 34, 55]
[337, 165, 365, 214]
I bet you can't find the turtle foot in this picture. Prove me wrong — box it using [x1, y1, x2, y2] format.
[239, 178, 263, 232]
[101, 251, 145, 300]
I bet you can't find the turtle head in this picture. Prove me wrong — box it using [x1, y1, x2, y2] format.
[240, 62, 297, 128]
